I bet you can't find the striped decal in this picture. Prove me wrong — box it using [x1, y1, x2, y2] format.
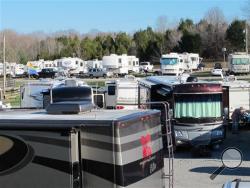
[82, 149, 164, 187]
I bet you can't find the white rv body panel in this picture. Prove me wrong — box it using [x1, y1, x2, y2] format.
[222, 80, 250, 117]
[105, 77, 144, 110]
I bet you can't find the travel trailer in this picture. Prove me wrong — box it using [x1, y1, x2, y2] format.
[0, 62, 17, 77]
[104, 76, 143, 109]
[228, 52, 250, 74]
[102, 54, 140, 75]
[160, 53, 201, 75]
[0, 87, 165, 188]
[139, 76, 226, 147]
[56, 57, 87, 76]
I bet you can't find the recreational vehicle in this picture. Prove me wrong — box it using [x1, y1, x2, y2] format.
[56, 57, 87, 76]
[160, 53, 201, 75]
[0, 87, 165, 188]
[222, 78, 250, 119]
[139, 76, 226, 147]
[228, 52, 250, 74]
[105, 76, 143, 110]
[102, 54, 139, 75]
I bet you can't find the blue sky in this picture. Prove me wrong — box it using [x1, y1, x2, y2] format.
[0, 0, 247, 34]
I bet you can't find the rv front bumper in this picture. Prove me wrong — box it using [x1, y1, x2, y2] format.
[174, 127, 224, 146]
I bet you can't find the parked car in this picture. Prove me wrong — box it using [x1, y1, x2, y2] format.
[140, 62, 154, 72]
[38, 68, 57, 79]
[211, 63, 223, 76]
[87, 68, 112, 78]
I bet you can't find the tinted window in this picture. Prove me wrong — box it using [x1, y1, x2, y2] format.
[108, 86, 116, 95]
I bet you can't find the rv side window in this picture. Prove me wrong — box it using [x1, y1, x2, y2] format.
[80, 62, 83, 67]
[108, 86, 116, 95]
[118, 58, 122, 63]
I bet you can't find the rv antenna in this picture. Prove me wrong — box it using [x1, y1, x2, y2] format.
[3, 34, 6, 99]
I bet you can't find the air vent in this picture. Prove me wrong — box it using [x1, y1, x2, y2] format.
[46, 86, 95, 114]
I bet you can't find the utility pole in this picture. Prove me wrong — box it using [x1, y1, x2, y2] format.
[3, 34, 6, 99]
[246, 20, 249, 54]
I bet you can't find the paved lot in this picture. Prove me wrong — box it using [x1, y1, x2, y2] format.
[166, 128, 250, 188]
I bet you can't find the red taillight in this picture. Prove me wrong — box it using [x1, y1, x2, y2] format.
[116, 105, 124, 110]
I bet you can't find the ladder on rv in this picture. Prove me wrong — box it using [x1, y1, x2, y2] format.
[141, 102, 174, 188]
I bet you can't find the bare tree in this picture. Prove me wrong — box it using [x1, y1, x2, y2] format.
[202, 7, 228, 59]
[156, 16, 168, 33]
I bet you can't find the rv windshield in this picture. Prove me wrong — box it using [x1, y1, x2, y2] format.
[161, 58, 178, 65]
[231, 58, 250, 65]
[174, 94, 222, 119]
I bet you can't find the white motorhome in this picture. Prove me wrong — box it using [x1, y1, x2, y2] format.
[160, 53, 201, 75]
[102, 54, 139, 75]
[0, 86, 165, 188]
[56, 57, 87, 75]
[228, 52, 250, 74]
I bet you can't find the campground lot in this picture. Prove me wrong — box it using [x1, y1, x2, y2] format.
[169, 128, 250, 188]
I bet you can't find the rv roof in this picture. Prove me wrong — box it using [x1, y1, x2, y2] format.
[0, 109, 159, 129]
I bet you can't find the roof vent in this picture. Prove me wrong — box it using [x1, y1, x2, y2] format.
[46, 86, 94, 114]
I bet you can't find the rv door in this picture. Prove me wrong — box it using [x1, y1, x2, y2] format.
[70, 130, 82, 188]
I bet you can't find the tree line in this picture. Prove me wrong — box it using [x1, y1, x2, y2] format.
[0, 7, 249, 65]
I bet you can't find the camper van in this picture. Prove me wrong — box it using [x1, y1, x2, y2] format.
[160, 53, 201, 75]
[228, 53, 250, 74]
[139, 76, 226, 147]
[0, 86, 165, 188]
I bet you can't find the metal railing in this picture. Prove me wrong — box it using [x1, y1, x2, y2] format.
[140, 101, 174, 188]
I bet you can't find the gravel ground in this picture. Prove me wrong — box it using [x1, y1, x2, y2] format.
[166, 128, 250, 188]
